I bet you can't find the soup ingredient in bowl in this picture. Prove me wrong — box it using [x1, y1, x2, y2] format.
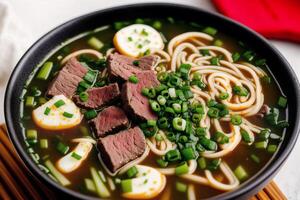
[113, 24, 164, 58]
[57, 141, 93, 173]
[32, 95, 82, 130]
[121, 165, 166, 199]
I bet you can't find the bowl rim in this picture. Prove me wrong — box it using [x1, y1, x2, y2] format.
[4, 3, 300, 200]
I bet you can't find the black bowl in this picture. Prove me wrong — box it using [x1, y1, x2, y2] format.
[4, 3, 300, 200]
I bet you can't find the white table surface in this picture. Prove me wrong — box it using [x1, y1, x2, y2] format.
[2, 0, 300, 199]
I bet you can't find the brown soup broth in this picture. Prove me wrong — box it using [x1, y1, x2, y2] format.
[20, 18, 287, 199]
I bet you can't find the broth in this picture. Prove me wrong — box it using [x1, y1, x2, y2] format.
[20, 18, 288, 199]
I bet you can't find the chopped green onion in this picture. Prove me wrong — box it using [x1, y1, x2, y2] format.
[88, 37, 103, 50]
[155, 134, 163, 141]
[192, 114, 202, 123]
[44, 107, 51, 115]
[63, 112, 73, 118]
[147, 88, 156, 98]
[85, 178, 96, 192]
[27, 129, 37, 140]
[172, 103, 182, 113]
[156, 158, 168, 168]
[172, 117, 186, 131]
[147, 119, 156, 127]
[40, 139, 48, 149]
[234, 165, 248, 181]
[261, 76, 271, 84]
[230, 115, 242, 125]
[195, 127, 206, 137]
[211, 57, 220, 65]
[126, 166, 138, 178]
[277, 120, 289, 128]
[152, 20, 162, 29]
[71, 152, 82, 160]
[213, 39, 223, 47]
[250, 154, 260, 163]
[155, 84, 168, 93]
[165, 149, 181, 162]
[132, 60, 140, 66]
[242, 50, 255, 62]
[197, 157, 207, 170]
[54, 100, 65, 108]
[203, 26, 217, 36]
[157, 72, 169, 82]
[141, 88, 149, 96]
[175, 162, 189, 175]
[277, 96, 287, 108]
[267, 144, 277, 153]
[255, 58, 266, 66]
[37, 62, 53, 80]
[200, 49, 210, 56]
[181, 147, 196, 160]
[79, 92, 89, 102]
[84, 70, 97, 83]
[265, 108, 279, 125]
[84, 109, 97, 120]
[166, 132, 176, 142]
[128, 75, 139, 84]
[207, 100, 218, 107]
[157, 95, 166, 105]
[56, 142, 69, 155]
[157, 117, 168, 129]
[212, 131, 229, 144]
[258, 129, 270, 141]
[232, 52, 240, 62]
[241, 130, 253, 143]
[199, 137, 217, 151]
[176, 181, 187, 193]
[150, 100, 161, 112]
[168, 88, 177, 99]
[207, 108, 219, 118]
[254, 141, 268, 149]
[270, 133, 281, 140]
[218, 92, 229, 100]
[233, 86, 248, 96]
[207, 158, 221, 171]
[196, 143, 205, 152]
[25, 96, 35, 107]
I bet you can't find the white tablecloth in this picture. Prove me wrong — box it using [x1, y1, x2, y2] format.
[1, 0, 299, 199]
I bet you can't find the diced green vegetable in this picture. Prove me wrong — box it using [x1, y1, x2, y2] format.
[85, 178, 96, 192]
[121, 179, 132, 193]
[211, 57, 220, 65]
[199, 137, 217, 151]
[267, 144, 277, 153]
[63, 112, 73, 118]
[277, 96, 287, 108]
[232, 52, 240, 62]
[181, 147, 196, 160]
[165, 149, 181, 162]
[176, 181, 187, 193]
[241, 130, 253, 143]
[175, 162, 189, 175]
[212, 131, 229, 144]
[213, 39, 223, 46]
[45, 160, 70, 186]
[128, 75, 139, 84]
[203, 26, 217, 36]
[54, 99, 65, 108]
[84, 109, 98, 120]
[37, 62, 53, 80]
[254, 141, 268, 149]
[234, 165, 248, 181]
[27, 129, 37, 140]
[126, 166, 138, 178]
[233, 86, 248, 96]
[172, 117, 186, 131]
[250, 154, 260, 163]
[44, 107, 51, 115]
[152, 20, 162, 29]
[207, 108, 219, 118]
[56, 142, 69, 155]
[197, 157, 207, 170]
[25, 96, 35, 107]
[230, 115, 242, 126]
[79, 92, 89, 102]
[207, 158, 221, 171]
[258, 129, 270, 141]
[265, 108, 279, 125]
[156, 158, 168, 168]
[71, 152, 82, 160]
[150, 100, 161, 112]
[40, 139, 48, 149]
[90, 167, 111, 197]
[88, 37, 103, 50]
[218, 92, 229, 100]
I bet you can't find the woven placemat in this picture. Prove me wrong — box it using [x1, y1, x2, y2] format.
[0, 124, 287, 200]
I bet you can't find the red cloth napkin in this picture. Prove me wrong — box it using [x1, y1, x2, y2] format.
[213, 0, 300, 43]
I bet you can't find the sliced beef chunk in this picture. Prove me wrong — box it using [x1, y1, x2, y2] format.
[90, 106, 129, 138]
[107, 53, 158, 81]
[46, 58, 88, 98]
[73, 83, 120, 109]
[122, 70, 159, 120]
[98, 126, 146, 173]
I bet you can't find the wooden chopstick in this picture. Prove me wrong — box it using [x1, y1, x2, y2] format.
[0, 158, 25, 200]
